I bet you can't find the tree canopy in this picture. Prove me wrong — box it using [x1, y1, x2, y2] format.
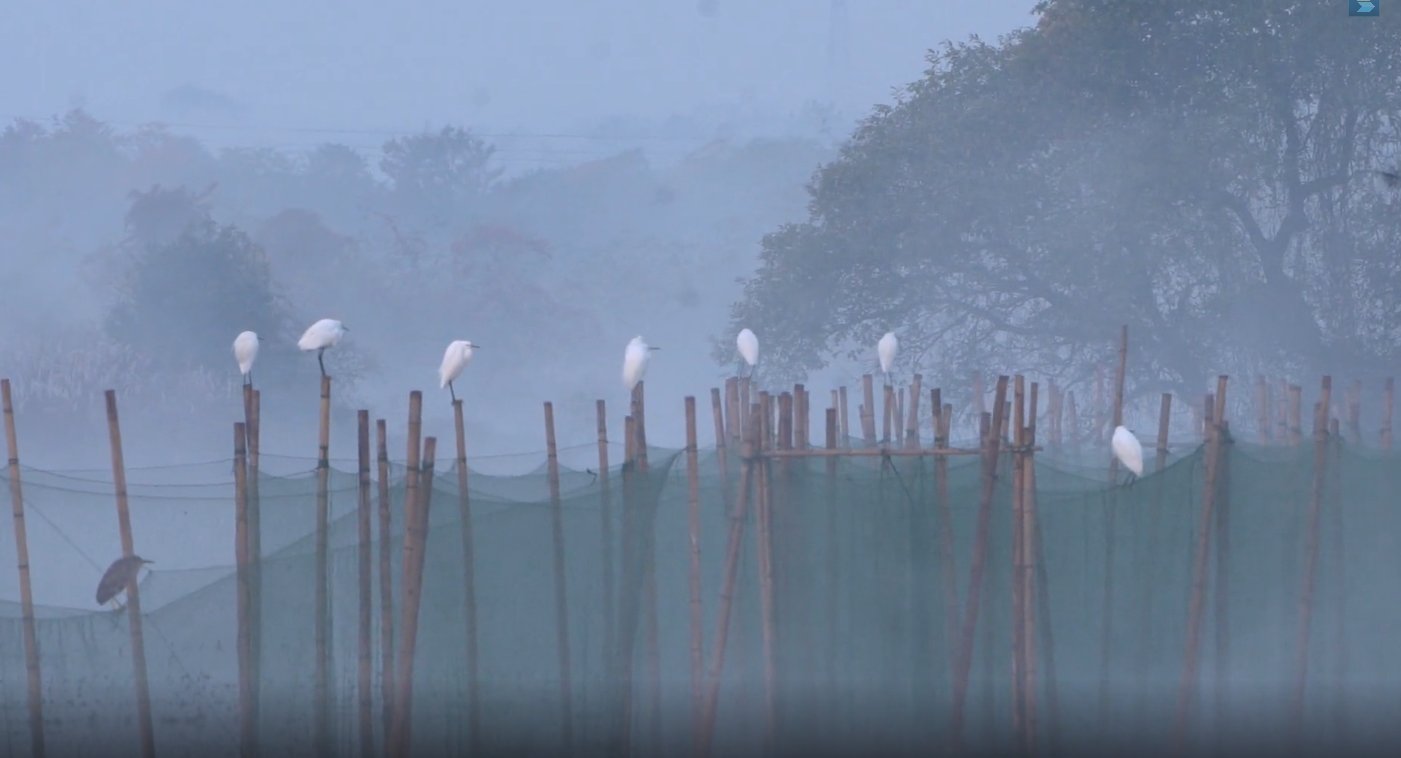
[727, 0, 1401, 402]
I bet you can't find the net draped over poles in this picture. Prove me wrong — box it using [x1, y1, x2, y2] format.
[0, 430, 1398, 755]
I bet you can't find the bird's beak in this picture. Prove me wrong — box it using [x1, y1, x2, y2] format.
[142, 559, 155, 565]
[650, 346, 662, 351]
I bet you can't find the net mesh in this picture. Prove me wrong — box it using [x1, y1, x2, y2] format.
[0, 427, 1398, 755]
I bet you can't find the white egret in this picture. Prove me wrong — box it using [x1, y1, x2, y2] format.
[736, 328, 759, 377]
[233, 331, 259, 385]
[622, 336, 661, 391]
[96, 555, 153, 609]
[1112, 425, 1145, 484]
[877, 331, 899, 386]
[298, 318, 347, 377]
[438, 340, 480, 403]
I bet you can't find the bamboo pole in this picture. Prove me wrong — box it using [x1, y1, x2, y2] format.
[905, 374, 923, 449]
[1213, 419, 1233, 736]
[595, 398, 616, 741]
[544, 401, 575, 748]
[795, 383, 808, 450]
[244, 384, 263, 731]
[823, 406, 839, 721]
[973, 372, 985, 417]
[356, 411, 374, 758]
[234, 422, 255, 758]
[105, 390, 156, 758]
[1094, 364, 1106, 441]
[1291, 376, 1333, 732]
[1347, 380, 1361, 445]
[755, 394, 778, 753]
[1156, 394, 1172, 472]
[1255, 376, 1269, 442]
[1173, 376, 1229, 749]
[1288, 385, 1303, 446]
[949, 376, 1010, 751]
[711, 388, 726, 448]
[1099, 328, 1129, 723]
[685, 397, 704, 748]
[453, 399, 481, 750]
[1065, 390, 1080, 451]
[838, 386, 850, 448]
[1277, 378, 1290, 442]
[314, 374, 332, 757]
[616, 414, 635, 755]
[375, 418, 394, 746]
[734, 375, 745, 442]
[1, 380, 45, 758]
[933, 394, 959, 674]
[861, 375, 877, 445]
[740, 377, 752, 445]
[389, 429, 435, 757]
[1022, 382, 1042, 754]
[1012, 376, 1029, 742]
[1382, 378, 1393, 450]
[697, 410, 757, 758]
[632, 383, 662, 755]
[882, 384, 895, 444]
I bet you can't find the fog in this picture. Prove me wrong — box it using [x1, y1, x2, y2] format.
[3, 3, 1400, 755]
[0, 1, 1038, 472]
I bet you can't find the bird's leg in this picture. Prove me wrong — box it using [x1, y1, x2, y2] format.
[449, 381, 457, 403]
[318, 349, 327, 377]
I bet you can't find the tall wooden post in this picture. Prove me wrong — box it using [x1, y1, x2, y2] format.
[356, 411, 374, 758]
[453, 399, 481, 750]
[314, 375, 332, 757]
[2, 380, 45, 758]
[544, 402, 574, 748]
[234, 422, 254, 758]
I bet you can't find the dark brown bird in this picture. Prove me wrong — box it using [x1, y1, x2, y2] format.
[96, 555, 153, 606]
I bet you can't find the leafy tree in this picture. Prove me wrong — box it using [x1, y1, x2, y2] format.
[106, 206, 295, 377]
[379, 126, 501, 228]
[725, 0, 1401, 405]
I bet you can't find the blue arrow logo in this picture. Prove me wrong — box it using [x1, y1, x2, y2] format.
[1358, 1, 1375, 11]
[1351, 0, 1379, 15]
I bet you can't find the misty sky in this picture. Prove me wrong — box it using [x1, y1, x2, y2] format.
[2, 1, 1038, 161]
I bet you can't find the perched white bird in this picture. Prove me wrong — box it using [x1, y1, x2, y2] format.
[736, 328, 759, 377]
[438, 340, 480, 403]
[622, 336, 661, 391]
[298, 318, 348, 377]
[877, 331, 899, 386]
[233, 331, 259, 385]
[1112, 425, 1145, 483]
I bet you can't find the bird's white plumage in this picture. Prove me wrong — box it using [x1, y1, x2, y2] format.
[737, 328, 759, 367]
[878, 331, 898, 374]
[439, 340, 477, 389]
[298, 319, 346, 351]
[623, 336, 653, 391]
[233, 331, 259, 376]
[1112, 425, 1144, 476]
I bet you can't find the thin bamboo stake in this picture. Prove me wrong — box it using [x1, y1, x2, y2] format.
[861, 375, 877, 444]
[389, 430, 435, 757]
[1, 380, 45, 758]
[1214, 419, 1233, 737]
[1347, 379, 1362, 445]
[933, 395, 959, 672]
[453, 399, 481, 750]
[544, 402, 575, 748]
[105, 390, 155, 758]
[755, 394, 778, 753]
[906, 374, 923, 449]
[616, 414, 636, 755]
[1173, 376, 1229, 749]
[1289, 385, 1303, 446]
[244, 384, 263, 731]
[1099, 328, 1128, 724]
[1277, 378, 1290, 442]
[234, 422, 254, 758]
[740, 377, 752, 445]
[1022, 382, 1042, 754]
[725, 378, 740, 446]
[632, 383, 662, 754]
[973, 372, 985, 416]
[356, 411, 374, 758]
[882, 384, 895, 444]
[838, 386, 850, 448]
[1254, 376, 1267, 442]
[375, 418, 394, 746]
[314, 375, 332, 757]
[823, 406, 839, 722]
[1156, 394, 1172, 471]
[711, 388, 726, 448]
[795, 383, 808, 450]
[697, 412, 757, 758]
[1066, 390, 1080, 451]
[596, 399, 616, 738]
[949, 376, 1010, 751]
[1292, 377, 1333, 733]
[685, 397, 704, 748]
[1382, 378, 1393, 450]
[1012, 376, 1029, 742]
